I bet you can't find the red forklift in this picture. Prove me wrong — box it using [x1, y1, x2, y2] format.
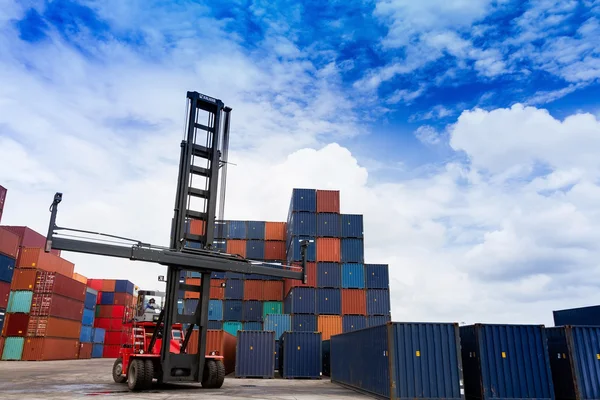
[44, 91, 309, 391]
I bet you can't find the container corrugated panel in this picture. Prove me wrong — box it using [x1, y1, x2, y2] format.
[102, 279, 117, 292]
[247, 221, 266, 240]
[244, 322, 263, 330]
[2, 226, 60, 257]
[208, 321, 223, 330]
[287, 236, 316, 262]
[316, 190, 340, 213]
[367, 315, 391, 327]
[285, 287, 316, 314]
[7, 290, 33, 313]
[224, 300, 243, 321]
[22, 337, 79, 360]
[342, 315, 366, 332]
[284, 263, 317, 296]
[289, 212, 317, 236]
[289, 188, 317, 213]
[341, 239, 364, 263]
[100, 292, 115, 305]
[317, 262, 341, 288]
[263, 301, 283, 317]
[92, 327, 105, 343]
[317, 288, 341, 315]
[0, 228, 19, 258]
[246, 240, 265, 260]
[341, 263, 365, 289]
[213, 240, 227, 251]
[235, 330, 276, 378]
[72, 273, 87, 285]
[293, 314, 317, 332]
[342, 290, 366, 315]
[91, 344, 103, 358]
[322, 340, 330, 376]
[318, 315, 342, 340]
[265, 222, 286, 241]
[279, 331, 322, 378]
[228, 221, 247, 239]
[5, 312, 30, 336]
[243, 301, 263, 322]
[340, 214, 364, 238]
[316, 238, 341, 262]
[34, 271, 87, 301]
[263, 281, 283, 301]
[82, 308, 94, 325]
[332, 322, 464, 400]
[191, 329, 238, 374]
[0, 281, 10, 309]
[264, 314, 291, 340]
[78, 343, 93, 359]
[226, 240, 247, 257]
[210, 279, 225, 300]
[30, 293, 84, 321]
[2, 337, 24, 360]
[79, 325, 93, 342]
[244, 280, 263, 301]
[214, 221, 228, 239]
[460, 324, 553, 400]
[265, 241, 286, 261]
[17, 247, 74, 278]
[547, 326, 600, 400]
[209, 299, 223, 321]
[554, 305, 600, 326]
[0, 253, 15, 283]
[366, 289, 390, 316]
[225, 279, 244, 300]
[317, 213, 340, 237]
[29, 316, 82, 339]
[224, 321, 243, 337]
[365, 264, 389, 289]
[10, 268, 37, 291]
[84, 290, 97, 310]
[114, 280, 134, 294]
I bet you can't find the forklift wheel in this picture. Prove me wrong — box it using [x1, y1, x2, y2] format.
[214, 359, 226, 388]
[144, 359, 155, 387]
[112, 358, 127, 384]
[127, 359, 147, 391]
[201, 359, 218, 388]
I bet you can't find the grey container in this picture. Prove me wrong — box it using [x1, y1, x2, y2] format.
[547, 326, 600, 400]
[279, 331, 322, 379]
[331, 322, 464, 400]
[235, 330, 276, 378]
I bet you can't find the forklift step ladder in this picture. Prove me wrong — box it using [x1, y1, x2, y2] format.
[132, 327, 146, 353]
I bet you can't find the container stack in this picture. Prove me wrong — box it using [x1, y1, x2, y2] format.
[0, 226, 19, 358]
[78, 286, 99, 359]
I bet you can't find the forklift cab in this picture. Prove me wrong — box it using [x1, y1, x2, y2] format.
[135, 290, 165, 322]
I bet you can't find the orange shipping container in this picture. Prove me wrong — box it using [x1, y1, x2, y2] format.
[316, 190, 340, 214]
[189, 219, 205, 235]
[284, 262, 316, 296]
[226, 240, 246, 257]
[17, 248, 75, 277]
[265, 222, 286, 241]
[318, 315, 342, 340]
[264, 241, 286, 261]
[72, 272, 87, 285]
[316, 238, 340, 262]
[244, 280, 263, 301]
[78, 343, 93, 359]
[10, 268, 38, 290]
[341, 289, 367, 316]
[185, 278, 202, 299]
[27, 316, 82, 339]
[101, 279, 116, 292]
[263, 281, 283, 301]
[21, 338, 80, 361]
[0, 227, 19, 258]
[210, 279, 225, 300]
[188, 329, 237, 374]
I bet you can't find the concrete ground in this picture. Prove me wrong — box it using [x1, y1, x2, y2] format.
[0, 359, 371, 399]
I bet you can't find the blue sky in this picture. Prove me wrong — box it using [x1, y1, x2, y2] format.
[2, 0, 600, 324]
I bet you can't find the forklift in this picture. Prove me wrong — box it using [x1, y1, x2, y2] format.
[44, 91, 309, 391]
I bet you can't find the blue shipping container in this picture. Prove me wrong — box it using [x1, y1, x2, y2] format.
[184, 299, 199, 315]
[460, 324, 553, 400]
[317, 263, 341, 288]
[367, 315, 391, 328]
[343, 315, 366, 333]
[289, 212, 317, 236]
[224, 300, 243, 321]
[340, 214, 363, 238]
[214, 221, 228, 239]
[228, 220, 247, 239]
[317, 213, 340, 237]
[100, 292, 115, 305]
[293, 314, 317, 332]
[84, 289, 97, 310]
[0, 254, 15, 283]
[185, 241, 202, 249]
[114, 280, 134, 294]
[225, 279, 244, 300]
[213, 240, 227, 251]
[331, 322, 464, 400]
[279, 332, 322, 378]
[367, 289, 390, 316]
[235, 330, 276, 378]
[547, 326, 600, 400]
[365, 264, 390, 289]
[91, 344, 103, 358]
[80, 325, 93, 343]
[225, 271, 245, 280]
[287, 236, 316, 262]
[289, 188, 317, 213]
[246, 240, 265, 260]
[92, 328, 105, 343]
[7, 290, 33, 313]
[208, 321, 224, 330]
[341, 238, 364, 263]
[243, 301, 263, 322]
[285, 287, 316, 314]
[209, 300, 223, 321]
[264, 314, 291, 340]
[211, 271, 226, 279]
[82, 308, 95, 326]
[247, 221, 266, 240]
[553, 305, 600, 326]
[341, 263, 365, 289]
[316, 288, 341, 315]
[243, 322, 263, 330]
[274, 340, 279, 370]
[322, 340, 330, 376]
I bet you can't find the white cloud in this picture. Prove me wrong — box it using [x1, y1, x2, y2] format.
[414, 125, 442, 145]
[387, 85, 426, 104]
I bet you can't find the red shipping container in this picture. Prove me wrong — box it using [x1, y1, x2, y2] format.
[263, 281, 284, 301]
[27, 316, 82, 339]
[110, 318, 124, 332]
[264, 241, 286, 261]
[316, 238, 341, 262]
[17, 248, 74, 277]
[185, 278, 201, 299]
[4, 313, 30, 336]
[96, 292, 103, 305]
[244, 280, 263, 301]
[0, 226, 60, 257]
[96, 305, 112, 319]
[317, 190, 340, 213]
[226, 240, 246, 257]
[95, 318, 111, 331]
[10, 269, 37, 291]
[284, 263, 317, 296]
[341, 289, 367, 315]
[265, 222, 286, 241]
[101, 279, 116, 292]
[86, 279, 103, 291]
[111, 305, 126, 319]
[103, 344, 121, 358]
[34, 271, 86, 301]
[210, 279, 225, 300]
[0, 227, 19, 258]
[104, 330, 128, 345]
[188, 329, 237, 374]
[0, 280, 9, 308]
[30, 293, 84, 321]
[113, 293, 133, 306]
[78, 343, 93, 359]
[189, 219, 205, 235]
[21, 338, 79, 360]
[0, 337, 4, 358]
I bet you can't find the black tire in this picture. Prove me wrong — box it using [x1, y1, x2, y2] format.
[112, 358, 127, 384]
[214, 359, 226, 388]
[127, 359, 146, 391]
[201, 359, 218, 388]
[143, 359, 155, 389]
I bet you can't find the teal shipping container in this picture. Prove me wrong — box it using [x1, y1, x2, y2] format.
[7, 290, 33, 313]
[223, 321, 242, 337]
[2, 337, 24, 360]
[263, 301, 283, 317]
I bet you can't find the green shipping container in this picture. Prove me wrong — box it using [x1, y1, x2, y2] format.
[7, 290, 33, 313]
[223, 321, 242, 337]
[263, 301, 283, 317]
[95, 307, 101, 317]
[2, 337, 25, 360]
